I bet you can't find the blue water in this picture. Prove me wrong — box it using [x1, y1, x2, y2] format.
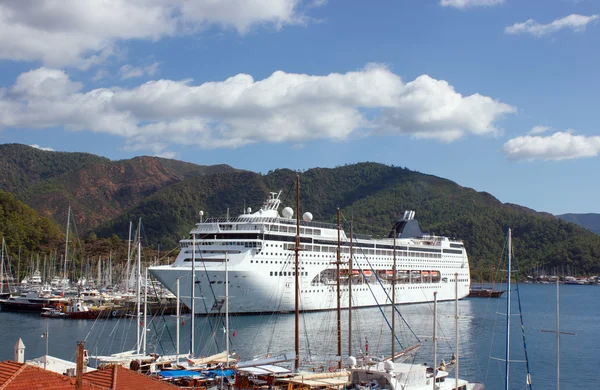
[1, 283, 597, 389]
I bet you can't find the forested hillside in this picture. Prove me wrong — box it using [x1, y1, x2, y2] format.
[0, 143, 109, 193]
[1, 144, 599, 277]
[0, 189, 63, 260]
[557, 213, 600, 235]
[1, 144, 238, 231]
[95, 163, 600, 275]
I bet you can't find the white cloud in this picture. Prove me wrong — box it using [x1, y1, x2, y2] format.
[503, 131, 600, 161]
[505, 14, 599, 36]
[29, 144, 54, 151]
[120, 63, 160, 80]
[528, 125, 551, 135]
[440, 0, 504, 9]
[0, 0, 316, 67]
[0, 65, 515, 151]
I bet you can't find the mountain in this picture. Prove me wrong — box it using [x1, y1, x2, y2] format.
[96, 163, 600, 275]
[0, 143, 109, 194]
[557, 213, 600, 235]
[0, 144, 238, 231]
[0, 189, 63, 259]
[1, 144, 599, 276]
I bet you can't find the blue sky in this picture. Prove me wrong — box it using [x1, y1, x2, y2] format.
[0, 0, 598, 215]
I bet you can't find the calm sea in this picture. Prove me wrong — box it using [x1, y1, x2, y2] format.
[1, 283, 597, 389]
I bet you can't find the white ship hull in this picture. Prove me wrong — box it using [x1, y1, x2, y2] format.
[149, 193, 471, 315]
[150, 265, 470, 314]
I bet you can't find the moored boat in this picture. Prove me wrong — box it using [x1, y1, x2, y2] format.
[149, 191, 471, 314]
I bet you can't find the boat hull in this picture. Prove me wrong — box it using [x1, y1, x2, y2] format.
[149, 265, 470, 315]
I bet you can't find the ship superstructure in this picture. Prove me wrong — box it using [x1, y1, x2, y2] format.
[149, 191, 471, 314]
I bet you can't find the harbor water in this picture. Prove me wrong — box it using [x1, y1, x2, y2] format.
[0, 283, 596, 389]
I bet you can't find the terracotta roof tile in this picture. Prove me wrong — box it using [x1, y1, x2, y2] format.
[83, 365, 177, 389]
[0, 361, 99, 390]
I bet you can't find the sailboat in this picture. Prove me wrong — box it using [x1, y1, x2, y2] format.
[347, 236, 483, 389]
[91, 241, 157, 370]
[540, 274, 575, 390]
[347, 278, 484, 390]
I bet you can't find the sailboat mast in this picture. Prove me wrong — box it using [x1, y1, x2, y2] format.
[190, 232, 196, 357]
[127, 222, 132, 290]
[348, 221, 353, 357]
[336, 208, 342, 370]
[432, 291, 437, 390]
[556, 276, 560, 390]
[136, 241, 141, 355]
[1, 238, 4, 294]
[176, 277, 180, 364]
[226, 252, 230, 367]
[505, 228, 512, 390]
[143, 267, 148, 356]
[455, 272, 459, 390]
[392, 233, 396, 360]
[63, 206, 71, 294]
[294, 174, 300, 371]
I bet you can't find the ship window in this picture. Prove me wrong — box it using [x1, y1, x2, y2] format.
[270, 272, 273, 276]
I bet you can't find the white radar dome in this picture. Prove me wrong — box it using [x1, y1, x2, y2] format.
[247, 207, 252, 213]
[282, 207, 294, 218]
[303, 212, 313, 222]
[347, 356, 357, 367]
[199, 211, 204, 216]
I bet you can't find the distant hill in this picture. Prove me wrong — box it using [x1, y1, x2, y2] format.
[0, 189, 63, 260]
[0, 144, 238, 231]
[96, 163, 600, 275]
[0, 143, 109, 193]
[557, 213, 600, 235]
[2, 144, 599, 276]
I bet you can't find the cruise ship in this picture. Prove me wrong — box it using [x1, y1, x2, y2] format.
[149, 191, 471, 314]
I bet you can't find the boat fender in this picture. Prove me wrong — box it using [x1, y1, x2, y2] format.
[130, 360, 141, 371]
[112, 310, 118, 317]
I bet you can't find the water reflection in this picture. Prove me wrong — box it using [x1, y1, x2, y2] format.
[0, 284, 597, 389]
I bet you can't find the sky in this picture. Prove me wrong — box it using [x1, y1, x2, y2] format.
[0, 0, 598, 215]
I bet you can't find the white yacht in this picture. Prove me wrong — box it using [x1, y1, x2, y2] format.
[149, 191, 471, 314]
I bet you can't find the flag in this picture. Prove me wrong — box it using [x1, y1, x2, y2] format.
[232, 330, 236, 337]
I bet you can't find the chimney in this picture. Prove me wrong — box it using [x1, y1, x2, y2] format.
[75, 341, 84, 390]
[14, 338, 25, 363]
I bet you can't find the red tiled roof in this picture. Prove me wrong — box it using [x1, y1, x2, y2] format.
[82, 365, 176, 389]
[0, 361, 98, 390]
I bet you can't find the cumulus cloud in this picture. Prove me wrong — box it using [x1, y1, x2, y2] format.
[0, 65, 515, 151]
[29, 144, 54, 151]
[505, 14, 599, 36]
[503, 131, 600, 161]
[120, 63, 160, 80]
[440, 0, 504, 8]
[0, 0, 316, 67]
[528, 125, 551, 135]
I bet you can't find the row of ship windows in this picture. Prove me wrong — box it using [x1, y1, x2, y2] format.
[254, 253, 462, 262]
[219, 224, 323, 236]
[269, 271, 308, 277]
[250, 259, 462, 266]
[301, 285, 444, 293]
[183, 242, 260, 248]
[183, 241, 462, 259]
